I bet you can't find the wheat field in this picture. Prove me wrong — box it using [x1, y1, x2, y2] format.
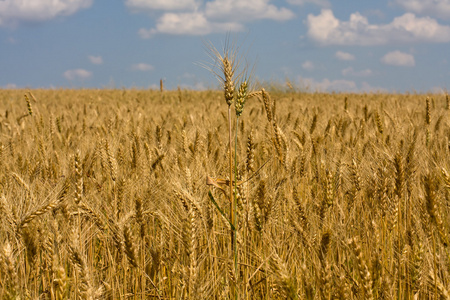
[0, 87, 449, 299]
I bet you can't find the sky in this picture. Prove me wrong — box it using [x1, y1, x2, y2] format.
[1, 0, 450, 93]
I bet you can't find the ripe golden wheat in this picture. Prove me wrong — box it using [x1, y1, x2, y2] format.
[0, 87, 448, 299]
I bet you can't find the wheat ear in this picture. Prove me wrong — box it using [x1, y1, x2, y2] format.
[18, 180, 69, 231]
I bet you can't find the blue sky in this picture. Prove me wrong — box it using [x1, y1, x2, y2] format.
[1, 0, 450, 92]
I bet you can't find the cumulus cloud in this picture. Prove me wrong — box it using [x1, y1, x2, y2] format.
[298, 76, 357, 92]
[136, 0, 293, 38]
[360, 82, 388, 93]
[0, 0, 93, 27]
[306, 9, 450, 45]
[380, 51, 415, 66]
[394, 0, 450, 19]
[64, 69, 92, 80]
[7, 37, 17, 44]
[176, 73, 210, 90]
[341, 67, 372, 77]
[138, 12, 243, 38]
[125, 0, 199, 12]
[297, 76, 386, 92]
[178, 81, 209, 90]
[205, 0, 294, 22]
[302, 60, 315, 71]
[335, 51, 355, 61]
[88, 55, 103, 65]
[131, 63, 154, 71]
[287, 0, 330, 8]
[3, 83, 17, 89]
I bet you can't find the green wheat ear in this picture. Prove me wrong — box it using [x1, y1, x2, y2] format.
[24, 94, 33, 116]
[235, 81, 248, 117]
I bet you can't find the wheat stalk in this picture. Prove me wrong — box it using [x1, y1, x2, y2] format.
[18, 179, 69, 231]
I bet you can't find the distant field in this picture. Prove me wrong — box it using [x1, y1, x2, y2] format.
[0, 89, 449, 299]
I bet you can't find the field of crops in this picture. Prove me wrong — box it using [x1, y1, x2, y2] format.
[0, 87, 449, 299]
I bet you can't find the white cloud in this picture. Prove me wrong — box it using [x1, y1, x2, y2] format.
[298, 76, 357, 92]
[297, 76, 387, 92]
[176, 73, 210, 90]
[139, 12, 243, 38]
[381, 51, 415, 66]
[287, 0, 330, 8]
[360, 82, 388, 93]
[7, 37, 17, 44]
[138, 29, 152, 39]
[3, 83, 17, 89]
[64, 69, 92, 80]
[205, 0, 295, 22]
[302, 60, 315, 71]
[181, 72, 197, 79]
[342, 67, 372, 77]
[193, 82, 208, 90]
[131, 63, 154, 71]
[135, 0, 293, 38]
[125, 0, 199, 12]
[0, 0, 92, 27]
[306, 9, 450, 45]
[179, 81, 209, 90]
[430, 86, 448, 93]
[88, 55, 103, 65]
[335, 51, 355, 61]
[139, 12, 210, 37]
[394, 0, 450, 19]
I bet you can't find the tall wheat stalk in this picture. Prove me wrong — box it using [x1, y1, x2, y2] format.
[203, 37, 256, 300]
[203, 38, 239, 298]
